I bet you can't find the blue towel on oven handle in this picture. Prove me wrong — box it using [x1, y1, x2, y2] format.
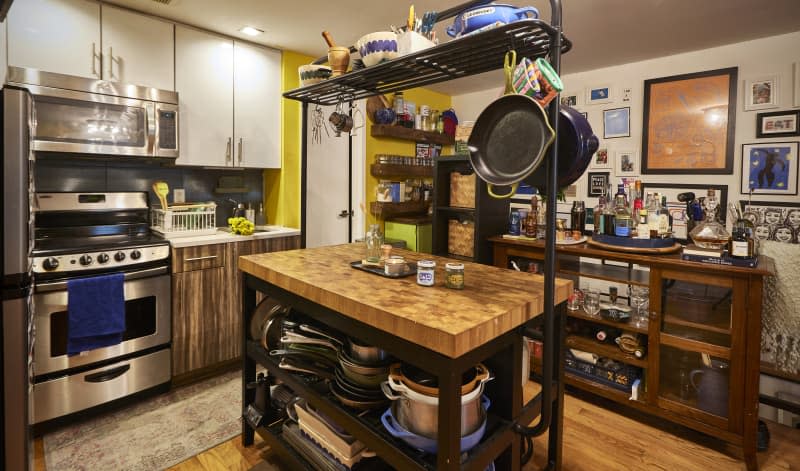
[67, 273, 126, 356]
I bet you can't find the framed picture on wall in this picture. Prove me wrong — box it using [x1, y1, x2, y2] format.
[740, 142, 798, 195]
[743, 75, 779, 111]
[641, 67, 737, 174]
[586, 85, 613, 104]
[592, 148, 611, 169]
[755, 110, 800, 138]
[587, 172, 609, 197]
[738, 200, 800, 244]
[614, 150, 638, 176]
[560, 92, 579, 107]
[603, 107, 631, 138]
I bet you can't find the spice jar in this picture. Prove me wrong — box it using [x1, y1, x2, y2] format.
[445, 263, 465, 289]
[416, 260, 436, 286]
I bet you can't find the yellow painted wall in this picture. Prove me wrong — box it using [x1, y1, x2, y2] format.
[264, 50, 313, 229]
[364, 88, 452, 230]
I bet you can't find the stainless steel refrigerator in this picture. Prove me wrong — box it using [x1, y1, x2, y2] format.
[1, 85, 35, 471]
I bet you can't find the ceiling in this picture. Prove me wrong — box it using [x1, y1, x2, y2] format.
[106, 0, 800, 95]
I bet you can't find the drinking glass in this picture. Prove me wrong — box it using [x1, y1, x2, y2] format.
[582, 289, 600, 318]
[630, 285, 649, 328]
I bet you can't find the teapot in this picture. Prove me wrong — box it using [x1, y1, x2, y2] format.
[690, 358, 729, 417]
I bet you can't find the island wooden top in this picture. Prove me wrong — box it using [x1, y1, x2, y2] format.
[239, 244, 572, 358]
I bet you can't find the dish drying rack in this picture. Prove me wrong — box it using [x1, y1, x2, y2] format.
[151, 202, 217, 238]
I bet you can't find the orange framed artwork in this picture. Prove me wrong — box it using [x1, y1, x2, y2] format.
[641, 67, 738, 174]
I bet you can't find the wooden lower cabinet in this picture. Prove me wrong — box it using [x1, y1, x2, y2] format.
[171, 235, 300, 379]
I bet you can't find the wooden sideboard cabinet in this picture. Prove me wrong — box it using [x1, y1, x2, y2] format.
[490, 236, 774, 471]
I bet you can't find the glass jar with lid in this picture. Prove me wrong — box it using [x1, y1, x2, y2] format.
[365, 224, 382, 264]
[445, 263, 465, 289]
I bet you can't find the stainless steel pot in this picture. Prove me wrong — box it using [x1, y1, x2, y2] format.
[347, 337, 388, 364]
[381, 376, 487, 439]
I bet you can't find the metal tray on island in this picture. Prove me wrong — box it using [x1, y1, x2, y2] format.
[350, 261, 417, 278]
[587, 234, 681, 254]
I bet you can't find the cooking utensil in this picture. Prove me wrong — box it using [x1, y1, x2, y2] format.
[281, 331, 338, 351]
[468, 52, 555, 198]
[338, 348, 391, 374]
[299, 323, 345, 346]
[389, 362, 491, 397]
[523, 105, 599, 190]
[335, 367, 386, 399]
[330, 380, 388, 410]
[321, 31, 336, 48]
[269, 349, 338, 370]
[380, 406, 489, 455]
[152, 181, 169, 209]
[250, 297, 289, 351]
[347, 338, 388, 364]
[278, 356, 334, 379]
[446, 3, 539, 37]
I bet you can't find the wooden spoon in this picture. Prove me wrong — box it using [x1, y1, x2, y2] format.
[152, 181, 169, 210]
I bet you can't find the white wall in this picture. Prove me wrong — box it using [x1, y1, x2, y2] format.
[452, 31, 800, 214]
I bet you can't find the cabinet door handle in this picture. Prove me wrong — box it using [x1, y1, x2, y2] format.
[226, 137, 232, 162]
[238, 137, 243, 164]
[91, 42, 101, 78]
[185, 255, 218, 262]
[107, 46, 114, 79]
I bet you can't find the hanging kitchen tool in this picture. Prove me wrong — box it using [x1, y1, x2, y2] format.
[468, 51, 555, 198]
[152, 181, 169, 209]
[523, 105, 598, 190]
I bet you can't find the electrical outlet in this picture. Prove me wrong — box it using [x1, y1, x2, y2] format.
[174, 188, 185, 203]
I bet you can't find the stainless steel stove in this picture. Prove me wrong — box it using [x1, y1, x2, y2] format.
[31, 192, 172, 427]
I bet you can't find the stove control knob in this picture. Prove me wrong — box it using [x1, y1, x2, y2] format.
[114, 252, 126, 262]
[97, 253, 110, 264]
[79, 255, 93, 266]
[42, 257, 59, 271]
[130, 249, 142, 260]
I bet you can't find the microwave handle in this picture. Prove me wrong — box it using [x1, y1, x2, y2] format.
[146, 103, 156, 156]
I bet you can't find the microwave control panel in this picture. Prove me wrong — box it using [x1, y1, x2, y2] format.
[158, 110, 177, 150]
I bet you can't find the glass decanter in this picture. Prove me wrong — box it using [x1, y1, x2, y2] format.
[689, 189, 730, 249]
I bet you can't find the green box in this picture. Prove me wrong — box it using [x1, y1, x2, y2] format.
[385, 220, 432, 253]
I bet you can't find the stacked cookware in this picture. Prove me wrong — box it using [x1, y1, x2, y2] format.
[380, 362, 493, 458]
[331, 338, 392, 410]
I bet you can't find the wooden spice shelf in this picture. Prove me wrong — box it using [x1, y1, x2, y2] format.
[369, 201, 429, 218]
[370, 163, 434, 178]
[371, 125, 454, 145]
[566, 335, 647, 367]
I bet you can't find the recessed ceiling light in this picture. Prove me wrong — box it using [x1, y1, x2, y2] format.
[239, 26, 264, 36]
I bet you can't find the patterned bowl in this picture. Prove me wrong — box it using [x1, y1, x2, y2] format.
[298, 64, 332, 87]
[355, 32, 398, 68]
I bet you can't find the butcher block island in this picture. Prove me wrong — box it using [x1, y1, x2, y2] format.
[238, 243, 572, 470]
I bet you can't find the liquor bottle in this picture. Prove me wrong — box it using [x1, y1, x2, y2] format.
[593, 195, 606, 235]
[603, 194, 616, 236]
[527, 197, 538, 238]
[647, 192, 660, 238]
[729, 218, 755, 259]
[689, 189, 730, 249]
[637, 203, 650, 238]
[571, 201, 586, 234]
[658, 195, 671, 236]
[613, 192, 632, 237]
[394, 92, 405, 126]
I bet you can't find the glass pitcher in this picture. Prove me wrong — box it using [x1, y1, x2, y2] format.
[365, 224, 383, 263]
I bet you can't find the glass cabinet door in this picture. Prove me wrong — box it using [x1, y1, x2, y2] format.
[653, 269, 737, 421]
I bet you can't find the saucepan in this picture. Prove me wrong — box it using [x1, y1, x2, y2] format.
[468, 51, 555, 198]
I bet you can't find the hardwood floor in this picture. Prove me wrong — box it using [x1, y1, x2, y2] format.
[34, 381, 798, 470]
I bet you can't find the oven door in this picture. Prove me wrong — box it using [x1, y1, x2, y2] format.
[28, 85, 155, 157]
[33, 267, 171, 376]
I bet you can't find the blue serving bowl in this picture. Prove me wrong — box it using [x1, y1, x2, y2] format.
[447, 4, 539, 37]
[355, 32, 398, 67]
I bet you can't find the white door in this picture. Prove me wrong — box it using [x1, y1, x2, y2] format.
[306, 104, 359, 248]
[175, 26, 233, 167]
[233, 41, 281, 169]
[101, 5, 174, 90]
[8, 0, 101, 79]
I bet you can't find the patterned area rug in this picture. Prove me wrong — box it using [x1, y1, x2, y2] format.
[44, 370, 242, 471]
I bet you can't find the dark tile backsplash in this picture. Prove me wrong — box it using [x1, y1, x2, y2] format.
[35, 156, 264, 227]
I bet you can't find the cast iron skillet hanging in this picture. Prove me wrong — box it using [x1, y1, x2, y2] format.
[468, 51, 555, 199]
[524, 105, 599, 190]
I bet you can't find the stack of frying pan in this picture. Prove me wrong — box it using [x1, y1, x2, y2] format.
[331, 338, 392, 410]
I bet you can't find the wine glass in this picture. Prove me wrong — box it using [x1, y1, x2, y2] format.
[630, 286, 649, 328]
[582, 289, 600, 318]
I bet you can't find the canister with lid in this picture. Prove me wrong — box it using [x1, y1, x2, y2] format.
[416, 260, 436, 286]
[445, 263, 465, 289]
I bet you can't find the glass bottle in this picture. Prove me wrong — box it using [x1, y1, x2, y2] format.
[637, 202, 649, 238]
[689, 189, 730, 249]
[365, 224, 383, 263]
[729, 218, 755, 259]
[593, 195, 606, 235]
[613, 193, 632, 237]
[571, 201, 586, 234]
[658, 195, 671, 236]
[255, 203, 267, 226]
[603, 194, 616, 236]
[393, 92, 405, 127]
[647, 192, 659, 237]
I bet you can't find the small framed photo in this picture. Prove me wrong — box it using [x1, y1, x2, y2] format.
[740, 142, 798, 195]
[560, 92, 579, 107]
[587, 172, 609, 197]
[586, 85, 612, 104]
[756, 110, 800, 138]
[614, 150, 638, 176]
[743, 75, 779, 111]
[603, 107, 631, 138]
[738, 200, 800, 244]
[592, 148, 611, 169]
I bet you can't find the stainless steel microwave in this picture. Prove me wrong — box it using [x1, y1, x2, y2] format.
[7, 66, 178, 159]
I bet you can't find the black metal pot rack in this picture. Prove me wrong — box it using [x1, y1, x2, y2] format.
[245, 1, 569, 469]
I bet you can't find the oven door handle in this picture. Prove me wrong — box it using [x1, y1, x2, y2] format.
[84, 364, 131, 383]
[34, 266, 169, 293]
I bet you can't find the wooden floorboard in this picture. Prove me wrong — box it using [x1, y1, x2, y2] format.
[34, 381, 798, 470]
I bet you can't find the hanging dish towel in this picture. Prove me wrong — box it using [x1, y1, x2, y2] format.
[67, 273, 126, 356]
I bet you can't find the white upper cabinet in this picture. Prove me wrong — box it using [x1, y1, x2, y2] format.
[7, 0, 174, 90]
[175, 26, 282, 169]
[8, 0, 101, 79]
[175, 25, 234, 167]
[99, 4, 174, 90]
[233, 41, 282, 169]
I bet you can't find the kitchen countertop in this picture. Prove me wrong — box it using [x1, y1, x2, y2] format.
[163, 226, 301, 248]
[238, 243, 572, 358]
